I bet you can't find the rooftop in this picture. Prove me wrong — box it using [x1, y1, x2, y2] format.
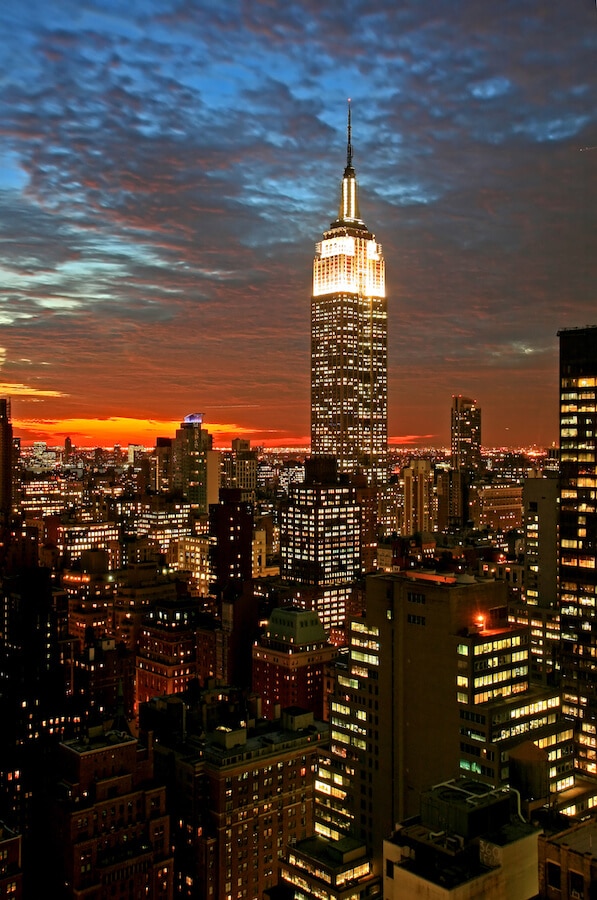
[63, 728, 137, 754]
[290, 834, 369, 870]
[264, 605, 327, 646]
[546, 819, 597, 856]
[203, 718, 327, 767]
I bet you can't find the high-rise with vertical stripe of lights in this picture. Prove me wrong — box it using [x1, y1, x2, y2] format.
[311, 103, 387, 484]
[558, 326, 597, 773]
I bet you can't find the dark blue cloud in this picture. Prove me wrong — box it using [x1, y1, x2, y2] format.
[0, 0, 595, 445]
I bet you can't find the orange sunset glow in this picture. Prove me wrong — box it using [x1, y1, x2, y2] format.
[13, 416, 312, 449]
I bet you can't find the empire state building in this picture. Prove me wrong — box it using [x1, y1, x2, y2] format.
[311, 104, 388, 484]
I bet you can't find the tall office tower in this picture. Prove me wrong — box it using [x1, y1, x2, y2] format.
[450, 395, 482, 525]
[318, 572, 509, 872]
[280, 457, 361, 632]
[0, 399, 13, 527]
[152, 436, 173, 492]
[523, 475, 558, 610]
[401, 458, 435, 535]
[558, 327, 597, 773]
[311, 104, 387, 484]
[172, 413, 220, 514]
[508, 473, 560, 684]
[209, 487, 254, 597]
[11, 437, 20, 520]
[451, 395, 482, 473]
[319, 569, 581, 862]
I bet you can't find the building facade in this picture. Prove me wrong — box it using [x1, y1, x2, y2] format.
[53, 728, 174, 899]
[147, 707, 327, 900]
[279, 471, 361, 633]
[172, 414, 220, 515]
[252, 606, 337, 720]
[538, 818, 597, 899]
[558, 326, 597, 773]
[136, 596, 199, 707]
[508, 473, 560, 685]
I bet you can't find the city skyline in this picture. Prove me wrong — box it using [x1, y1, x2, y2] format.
[1, 2, 596, 449]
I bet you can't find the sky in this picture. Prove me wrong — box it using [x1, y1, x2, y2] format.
[1, 1, 596, 450]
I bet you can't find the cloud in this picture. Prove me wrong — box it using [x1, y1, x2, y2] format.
[0, 1, 595, 449]
[0, 382, 67, 399]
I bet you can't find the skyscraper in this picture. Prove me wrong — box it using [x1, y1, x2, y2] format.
[558, 326, 597, 773]
[171, 413, 219, 514]
[450, 394, 482, 525]
[280, 457, 361, 633]
[311, 104, 387, 484]
[0, 398, 13, 527]
[451, 394, 481, 473]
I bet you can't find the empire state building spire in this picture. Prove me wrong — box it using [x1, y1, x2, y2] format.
[337, 100, 363, 226]
[311, 104, 388, 485]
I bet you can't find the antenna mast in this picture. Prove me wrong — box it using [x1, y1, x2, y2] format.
[347, 98, 353, 168]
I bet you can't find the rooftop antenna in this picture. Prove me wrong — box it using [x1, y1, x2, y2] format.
[346, 98, 353, 169]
